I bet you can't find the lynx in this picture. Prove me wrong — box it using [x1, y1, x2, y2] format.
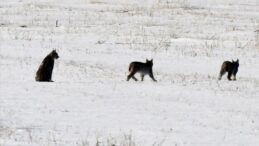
[35, 50, 59, 82]
[127, 59, 157, 82]
[218, 59, 239, 81]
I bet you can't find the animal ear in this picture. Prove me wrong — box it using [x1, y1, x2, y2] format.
[146, 58, 148, 62]
[151, 59, 153, 62]
[236, 59, 239, 63]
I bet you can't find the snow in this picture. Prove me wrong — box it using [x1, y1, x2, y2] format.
[0, 0, 259, 145]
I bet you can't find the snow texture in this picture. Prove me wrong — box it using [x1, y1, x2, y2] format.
[0, 0, 259, 145]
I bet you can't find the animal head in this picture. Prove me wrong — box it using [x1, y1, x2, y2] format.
[232, 59, 239, 67]
[146, 59, 153, 66]
[50, 49, 59, 59]
[231, 59, 239, 73]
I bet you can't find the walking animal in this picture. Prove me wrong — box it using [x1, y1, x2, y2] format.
[127, 59, 157, 82]
[218, 59, 239, 81]
[35, 50, 59, 82]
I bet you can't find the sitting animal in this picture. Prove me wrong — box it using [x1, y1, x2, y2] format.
[127, 59, 157, 82]
[218, 59, 239, 81]
[35, 50, 59, 82]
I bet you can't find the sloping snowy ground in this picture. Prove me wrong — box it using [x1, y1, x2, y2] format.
[0, 0, 259, 145]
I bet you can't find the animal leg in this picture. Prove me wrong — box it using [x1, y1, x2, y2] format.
[149, 72, 157, 82]
[132, 76, 138, 81]
[127, 71, 138, 81]
[141, 74, 144, 81]
[227, 72, 232, 81]
[233, 75, 237, 81]
[127, 75, 131, 81]
[232, 71, 238, 81]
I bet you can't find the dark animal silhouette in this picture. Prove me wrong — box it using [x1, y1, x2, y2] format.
[127, 59, 157, 82]
[218, 59, 239, 81]
[35, 50, 59, 82]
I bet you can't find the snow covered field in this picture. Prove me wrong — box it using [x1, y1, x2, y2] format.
[0, 0, 259, 145]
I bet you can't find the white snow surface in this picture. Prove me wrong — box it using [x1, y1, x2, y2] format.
[0, 0, 259, 146]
